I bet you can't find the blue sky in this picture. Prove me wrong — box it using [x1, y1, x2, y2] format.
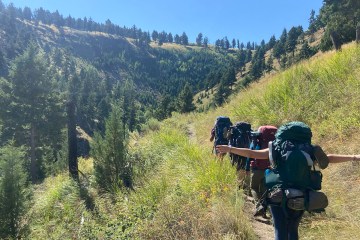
[3, 0, 323, 44]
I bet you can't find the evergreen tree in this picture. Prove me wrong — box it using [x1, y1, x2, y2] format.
[319, 0, 360, 51]
[267, 35, 276, 50]
[213, 78, 230, 106]
[167, 33, 173, 43]
[299, 42, 314, 60]
[177, 83, 195, 113]
[151, 30, 158, 42]
[181, 32, 189, 45]
[266, 55, 274, 72]
[196, 33, 203, 46]
[174, 34, 180, 44]
[224, 37, 230, 49]
[203, 37, 209, 48]
[91, 102, 131, 192]
[0, 144, 30, 239]
[286, 26, 303, 57]
[232, 38, 236, 48]
[246, 41, 252, 49]
[1, 44, 65, 182]
[308, 9, 317, 33]
[223, 67, 236, 90]
[245, 49, 252, 63]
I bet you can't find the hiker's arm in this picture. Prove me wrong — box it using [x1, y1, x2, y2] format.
[216, 145, 269, 159]
[327, 154, 360, 163]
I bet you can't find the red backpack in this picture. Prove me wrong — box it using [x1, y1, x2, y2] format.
[250, 125, 277, 169]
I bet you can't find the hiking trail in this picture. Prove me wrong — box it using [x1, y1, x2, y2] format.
[186, 122, 274, 239]
[243, 195, 274, 240]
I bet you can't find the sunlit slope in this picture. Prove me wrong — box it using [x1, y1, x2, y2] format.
[187, 42, 360, 239]
[27, 43, 360, 239]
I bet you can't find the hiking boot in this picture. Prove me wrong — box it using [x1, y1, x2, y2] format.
[253, 205, 265, 217]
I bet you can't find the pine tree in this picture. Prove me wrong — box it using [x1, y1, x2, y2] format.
[308, 9, 317, 33]
[196, 33, 203, 46]
[299, 42, 314, 59]
[203, 37, 209, 48]
[0, 144, 30, 239]
[91, 102, 131, 192]
[1, 44, 65, 182]
[181, 32, 189, 45]
[177, 83, 195, 113]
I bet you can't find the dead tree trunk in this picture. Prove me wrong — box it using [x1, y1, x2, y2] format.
[30, 124, 38, 183]
[67, 100, 79, 181]
[330, 31, 341, 51]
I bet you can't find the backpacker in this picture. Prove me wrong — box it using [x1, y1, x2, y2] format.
[228, 121, 252, 170]
[265, 121, 327, 212]
[214, 116, 232, 146]
[249, 126, 277, 170]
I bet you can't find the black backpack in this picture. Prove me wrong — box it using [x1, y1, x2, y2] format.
[228, 122, 252, 170]
[214, 116, 232, 146]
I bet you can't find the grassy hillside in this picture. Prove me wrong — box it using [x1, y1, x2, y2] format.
[27, 43, 360, 239]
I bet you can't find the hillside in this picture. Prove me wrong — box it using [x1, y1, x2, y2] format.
[0, 12, 237, 137]
[21, 42, 360, 239]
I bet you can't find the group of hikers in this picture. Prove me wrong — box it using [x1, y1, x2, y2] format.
[210, 116, 360, 240]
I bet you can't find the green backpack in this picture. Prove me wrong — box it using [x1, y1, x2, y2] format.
[266, 121, 315, 190]
[265, 122, 328, 212]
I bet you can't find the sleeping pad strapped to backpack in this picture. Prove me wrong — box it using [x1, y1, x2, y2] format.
[265, 121, 328, 212]
[228, 122, 252, 170]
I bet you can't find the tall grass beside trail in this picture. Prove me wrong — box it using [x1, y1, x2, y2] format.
[126, 121, 256, 239]
[185, 44, 360, 240]
[26, 174, 87, 240]
[189, 43, 360, 240]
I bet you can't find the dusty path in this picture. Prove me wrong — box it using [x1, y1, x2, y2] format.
[243, 195, 274, 240]
[187, 123, 197, 143]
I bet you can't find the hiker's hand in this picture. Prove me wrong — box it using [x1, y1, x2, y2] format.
[216, 145, 229, 153]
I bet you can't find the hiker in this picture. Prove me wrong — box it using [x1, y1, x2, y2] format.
[210, 116, 232, 159]
[228, 121, 252, 192]
[248, 125, 277, 218]
[216, 121, 360, 240]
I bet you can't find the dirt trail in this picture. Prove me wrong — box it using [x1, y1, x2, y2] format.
[243, 195, 274, 240]
[187, 123, 197, 143]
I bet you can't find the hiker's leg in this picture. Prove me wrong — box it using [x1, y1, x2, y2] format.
[287, 210, 304, 240]
[269, 205, 287, 240]
[250, 169, 263, 205]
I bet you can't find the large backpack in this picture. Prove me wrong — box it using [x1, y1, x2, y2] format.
[249, 125, 277, 170]
[265, 122, 327, 212]
[228, 121, 252, 170]
[214, 116, 232, 146]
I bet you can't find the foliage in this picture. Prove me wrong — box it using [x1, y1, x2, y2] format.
[0, 44, 65, 182]
[26, 174, 86, 239]
[176, 83, 196, 113]
[91, 102, 132, 192]
[0, 144, 30, 239]
[318, 0, 360, 51]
